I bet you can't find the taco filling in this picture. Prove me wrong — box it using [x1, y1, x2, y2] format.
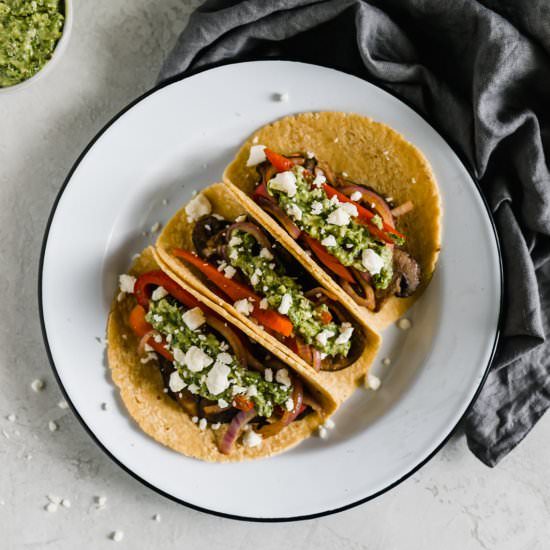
[125, 269, 321, 454]
[246, 147, 421, 311]
[171, 211, 365, 372]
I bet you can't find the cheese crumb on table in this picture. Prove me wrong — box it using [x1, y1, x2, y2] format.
[48, 420, 58, 432]
[31, 379, 45, 392]
[110, 531, 124, 542]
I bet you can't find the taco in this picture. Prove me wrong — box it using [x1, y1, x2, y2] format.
[223, 112, 442, 330]
[107, 247, 336, 462]
[155, 184, 381, 403]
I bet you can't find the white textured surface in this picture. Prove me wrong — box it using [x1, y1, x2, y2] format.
[0, 0, 549, 547]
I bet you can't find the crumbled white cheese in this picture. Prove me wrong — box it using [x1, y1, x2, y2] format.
[316, 329, 335, 346]
[111, 531, 124, 543]
[367, 373, 381, 391]
[31, 379, 45, 392]
[173, 348, 185, 365]
[153, 514, 161, 522]
[150, 222, 161, 233]
[259, 297, 269, 310]
[218, 398, 229, 409]
[223, 265, 237, 279]
[48, 420, 58, 432]
[246, 144, 267, 167]
[275, 368, 291, 387]
[306, 151, 315, 159]
[206, 362, 231, 395]
[229, 236, 242, 246]
[232, 385, 246, 396]
[264, 368, 273, 382]
[153, 333, 162, 343]
[235, 214, 247, 223]
[259, 247, 273, 260]
[287, 203, 302, 221]
[181, 307, 205, 331]
[187, 383, 199, 394]
[152, 314, 163, 323]
[169, 371, 186, 392]
[246, 385, 258, 398]
[362, 249, 385, 275]
[211, 422, 221, 430]
[234, 298, 254, 316]
[144, 343, 154, 353]
[340, 202, 358, 217]
[269, 171, 297, 197]
[382, 357, 392, 366]
[275, 92, 289, 102]
[252, 135, 259, 144]
[140, 352, 156, 364]
[312, 173, 326, 188]
[45, 502, 58, 513]
[324, 418, 335, 430]
[310, 201, 323, 215]
[397, 318, 412, 330]
[317, 426, 328, 439]
[217, 260, 227, 272]
[327, 207, 351, 226]
[61, 499, 71, 509]
[118, 274, 136, 294]
[242, 429, 263, 448]
[278, 293, 293, 315]
[216, 352, 232, 365]
[151, 286, 168, 301]
[285, 398, 294, 412]
[198, 418, 207, 431]
[335, 324, 354, 345]
[342, 171, 349, 178]
[95, 496, 107, 509]
[58, 400, 68, 410]
[250, 268, 262, 286]
[185, 194, 212, 222]
[185, 346, 214, 372]
[321, 235, 337, 248]
[191, 416, 199, 423]
[350, 190, 363, 202]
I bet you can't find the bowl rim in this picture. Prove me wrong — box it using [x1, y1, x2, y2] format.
[0, 0, 73, 95]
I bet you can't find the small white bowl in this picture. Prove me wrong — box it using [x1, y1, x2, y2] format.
[0, 0, 73, 95]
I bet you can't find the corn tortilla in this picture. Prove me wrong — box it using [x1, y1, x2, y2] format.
[223, 112, 442, 331]
[107, 247, 336, 462]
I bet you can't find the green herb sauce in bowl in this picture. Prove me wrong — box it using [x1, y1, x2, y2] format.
[0, 0, 67, 89]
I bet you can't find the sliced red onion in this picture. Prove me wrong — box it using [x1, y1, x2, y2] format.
[219, 408, 256, 454]
[260, 377, 304, 438]
[205, 314, 247, 369]
[255, 196, 301, 240]
[339, 184, 395, 228]
[341, 279, 375, 310]
[137, 330, 157, 356]
[226, 221, 271, 250]
[390, 200, 414, 218]
[311, 349, 322, 372]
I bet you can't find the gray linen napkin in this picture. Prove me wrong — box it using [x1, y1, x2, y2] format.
[159, 0, 550, 467]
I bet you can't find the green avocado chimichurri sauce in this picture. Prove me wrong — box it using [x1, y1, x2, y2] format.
[0, 0, 64, 88]
[267, 166, 395, 290]
[146, 297, 291, 418]
[226, 230, 353, 358]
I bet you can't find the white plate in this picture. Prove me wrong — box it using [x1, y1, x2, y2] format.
[40, 61, 501, 521]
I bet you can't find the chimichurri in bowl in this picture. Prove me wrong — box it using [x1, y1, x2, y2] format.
[0, 0, 71, 91]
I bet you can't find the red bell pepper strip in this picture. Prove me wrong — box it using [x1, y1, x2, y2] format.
[234, 395, 254, 412]
[264, 148, 295, 172]
[322, 183, 405, 243]
[134, 270, 201, 311]
[302, 235, 355, 284]
[172, 248, 293, 338]
[128, 305, 174, 361]
[252, 182, 270, 201]
[319, 309, 333, 325]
